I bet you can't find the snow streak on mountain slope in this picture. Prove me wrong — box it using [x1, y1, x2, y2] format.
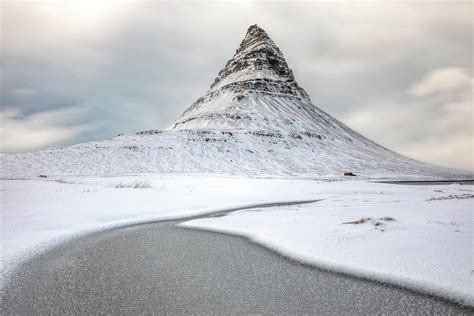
[1, 25, 472, 179]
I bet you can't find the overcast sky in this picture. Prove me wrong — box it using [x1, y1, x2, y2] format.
[1, 0, 472, 171]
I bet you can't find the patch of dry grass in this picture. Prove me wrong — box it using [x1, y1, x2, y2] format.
[107, 180, 152, 189]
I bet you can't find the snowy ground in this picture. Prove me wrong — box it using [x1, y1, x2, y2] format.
[1, 175, 473, 306]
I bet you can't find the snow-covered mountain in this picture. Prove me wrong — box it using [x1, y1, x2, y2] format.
[1, 25, 471, 179]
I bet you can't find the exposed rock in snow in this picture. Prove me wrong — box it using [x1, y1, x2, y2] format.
[1, 25, 472, 179]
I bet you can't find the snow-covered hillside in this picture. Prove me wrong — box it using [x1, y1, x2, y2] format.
[1, 25, 471, 179]
[1, 130, 469, 179]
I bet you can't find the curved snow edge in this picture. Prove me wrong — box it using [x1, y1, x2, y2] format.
[0, 199, 319, 288]
[179, 223, 474, 307]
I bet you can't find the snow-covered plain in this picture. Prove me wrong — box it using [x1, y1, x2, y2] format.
[2, 174, 472, 306]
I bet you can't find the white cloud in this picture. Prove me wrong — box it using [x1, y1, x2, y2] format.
[0, 108, 90, 153]
[342, 103, 473, 171]
[342, 67, 473, 171]
[404, 133, 473, 172]
[409, 67, 472, 96]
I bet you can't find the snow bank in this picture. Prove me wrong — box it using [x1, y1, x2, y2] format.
[180, 181, 474, 306]
[1, 174, 327, 277]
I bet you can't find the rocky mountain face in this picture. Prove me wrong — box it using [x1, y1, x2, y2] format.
[170, 24, 312, 131]
[1, 25, 471, 179]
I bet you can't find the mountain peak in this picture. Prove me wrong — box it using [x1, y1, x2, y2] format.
[246, 24, 266, 34]
[240, 24, 271, 48]
[208, 24, 298, 92]
[170, 25, 313, 131]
